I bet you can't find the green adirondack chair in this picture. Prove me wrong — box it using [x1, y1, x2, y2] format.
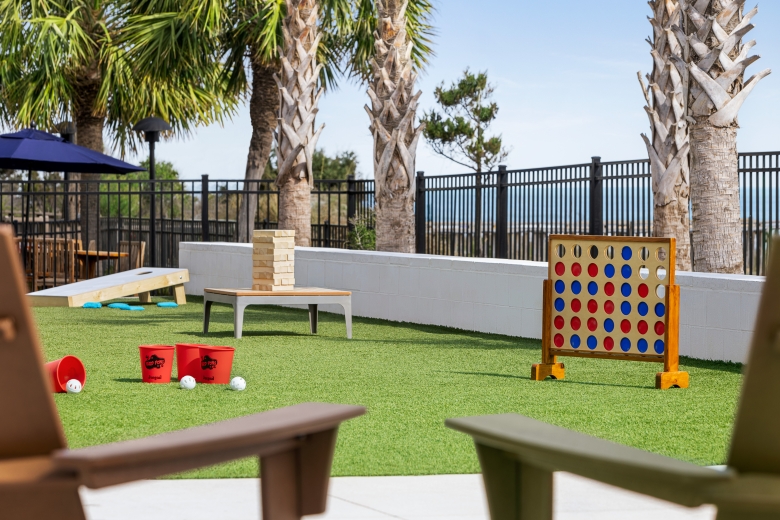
[447, 237, 780, 520]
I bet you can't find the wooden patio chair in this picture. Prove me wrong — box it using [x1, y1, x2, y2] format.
[113, 240, 146, 272]
[29, 237, 78, 290]
[0, 226, 364, 519]
[447, 235, 780, 520]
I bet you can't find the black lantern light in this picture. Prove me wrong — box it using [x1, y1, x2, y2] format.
[132, 116, 171, 267]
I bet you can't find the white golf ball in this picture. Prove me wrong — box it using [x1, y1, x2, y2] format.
[65, 379, 82, 394]
[229, 377, 246, 391]
[179, 375, 196, 390]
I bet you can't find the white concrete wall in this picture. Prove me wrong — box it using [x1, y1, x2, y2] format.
[180, 242, 763, 363]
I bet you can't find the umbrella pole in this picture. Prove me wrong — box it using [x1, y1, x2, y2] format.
[22, 170, 32, 271]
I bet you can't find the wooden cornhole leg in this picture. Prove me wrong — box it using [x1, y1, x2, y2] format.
[138, 291, 151, 303]
[173, 284, 186, 304]
[532, 280, 566, 381]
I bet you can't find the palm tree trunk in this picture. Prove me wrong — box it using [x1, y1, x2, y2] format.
[690, 123, 742, 272]
[368, 0, 423, 253]
[683, 0, 771, 273]
[275, 0, 324, 247]
[74, 78, 104, 251]
[237, 56, 280, 243]
[640, 0, 691, 271]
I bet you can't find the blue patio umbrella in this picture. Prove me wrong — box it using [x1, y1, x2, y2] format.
[0, 128, 145, 264]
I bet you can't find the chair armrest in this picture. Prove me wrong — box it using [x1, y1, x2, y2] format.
[54, 402, 364, 488]
[446, 414, 733, 507]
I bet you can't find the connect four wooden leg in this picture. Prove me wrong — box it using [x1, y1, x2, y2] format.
[531, 363, 565, 381]
[656, 371, 689, 389]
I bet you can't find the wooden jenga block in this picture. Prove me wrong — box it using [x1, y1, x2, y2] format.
[253, 230, 294, 239]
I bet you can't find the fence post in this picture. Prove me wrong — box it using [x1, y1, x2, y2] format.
[201, 174, 210, 242]
[324, 220, 331, 248]
[347, 174, 356, 232]
[496, 165, 509, 259]
[415, 171, 426, 254]
[589, 156, 603, 236]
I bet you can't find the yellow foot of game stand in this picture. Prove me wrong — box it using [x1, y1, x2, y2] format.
[531, 362, 566, 381]
[536, 235, 689, 390]
[656, 370, 689, 389]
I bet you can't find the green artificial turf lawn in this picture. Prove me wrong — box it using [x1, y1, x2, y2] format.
[35, 298, 742, 478]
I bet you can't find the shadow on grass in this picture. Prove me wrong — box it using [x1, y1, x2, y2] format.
[448, 370, 651, 389]
[193, 330, 306, 338]
[114, 378, 143, 383]
[681, 356, 743, 374]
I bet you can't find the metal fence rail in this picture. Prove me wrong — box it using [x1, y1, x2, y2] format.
[5, 150, 779, 287]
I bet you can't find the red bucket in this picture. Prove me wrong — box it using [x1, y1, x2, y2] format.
[45, 355, 86, 393]
[139, 345, 174, 383]
[198, 346, 235, 384]
[176, 343, 204, 381]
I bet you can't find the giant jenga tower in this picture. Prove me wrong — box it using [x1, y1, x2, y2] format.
[252, 230, 295, 291]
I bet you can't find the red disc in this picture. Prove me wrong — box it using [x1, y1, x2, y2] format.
[588, 263, 598, 277]
[554, 334, 564, 347]
[637, 320, 648, 334]
[571, 299, 582, 312]
[638, 283, 649, 298]
[571, 316, 581, 331]
[604, 337, 614, 351]
[571, 263, 582, 276]
[655, 321, 666, 335]
[554, 316, 565, 329]
[587, 299, 598, 313]
[587, 317, 598, 331]
[555, 262, 565, 276]
[604, 300, 615, 314]
[621, 319, 631, 333]
[604, 282, 615, 296]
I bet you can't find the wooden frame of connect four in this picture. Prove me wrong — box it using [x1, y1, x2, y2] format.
[532, 235, 689, 389]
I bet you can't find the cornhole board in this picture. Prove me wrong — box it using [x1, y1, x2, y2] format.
[27, 268, 189, 307]
[533, 235, 688, 389]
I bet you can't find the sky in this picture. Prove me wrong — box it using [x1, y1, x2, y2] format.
[128, 0, 780, 180]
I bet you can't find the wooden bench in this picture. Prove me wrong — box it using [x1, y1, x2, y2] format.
[446, 237, 780, 520]
[27, 267, 188, 307]
[203, 287, 353, 339]
[0, 226, 365, 519]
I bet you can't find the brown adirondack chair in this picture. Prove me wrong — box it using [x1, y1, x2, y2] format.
[447, 236, 780, 520]
[0, 225, 364, 519]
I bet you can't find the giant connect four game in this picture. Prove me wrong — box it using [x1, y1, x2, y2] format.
[532, 235, 689, 389]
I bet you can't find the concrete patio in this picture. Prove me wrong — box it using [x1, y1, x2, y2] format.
[82, 473, 716, 520]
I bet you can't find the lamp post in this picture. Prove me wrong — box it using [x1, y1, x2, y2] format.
[132, 117, 171, 267]
[56, 121, 76, 223]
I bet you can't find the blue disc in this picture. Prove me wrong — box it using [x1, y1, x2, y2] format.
[622, 246, 633, 260]
[571, 281, 582, 295]
[621, 283, 632, 297]
[604, 318, 615, 333]
[604, 264, 615, 278]
[571, 334, 581, 349]
[655, 302, 665, 317]
[654, 340, 665, 354]
[621, 264, 632, 279]
[620, 338, 631, 352]
[555, 280, 565, 294]
[621, 301, 631, 315]
[588, 281, 598, 295]
[587, 335, 598, 350]
[638, 302, 649, 316]
[638, 339, 648, 353]
[554, 298, 565, 312]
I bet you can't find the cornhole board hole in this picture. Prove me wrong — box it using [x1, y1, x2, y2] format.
[27, 268, 189, 307]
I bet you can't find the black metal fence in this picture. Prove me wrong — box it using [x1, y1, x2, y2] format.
[414, 152, 779, 275]
[5, 150, 778, 286]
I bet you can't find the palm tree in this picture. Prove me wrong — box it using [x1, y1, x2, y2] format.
[639, 1, 692, 271]
[348, 0, 434, 253]
[0, 0, 231, 247]
[682, 1, 770, 273]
